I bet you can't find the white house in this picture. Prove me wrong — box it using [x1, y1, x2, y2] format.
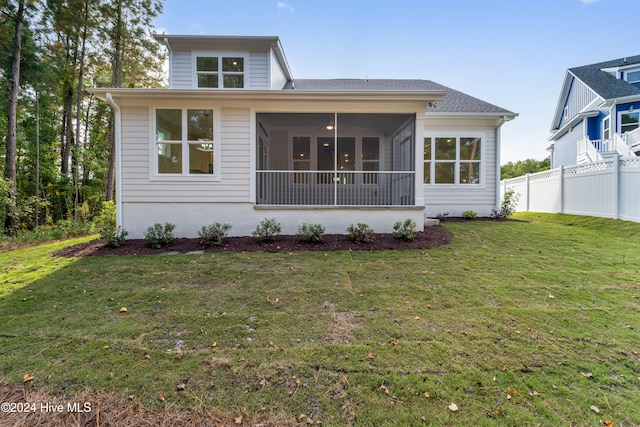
[90, 35, 517, 238]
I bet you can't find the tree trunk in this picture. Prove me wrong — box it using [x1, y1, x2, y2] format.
[105, 0, 123, 202]
[4, 0, 26, 232]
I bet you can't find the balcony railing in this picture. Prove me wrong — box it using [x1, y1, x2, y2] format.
[256, 171, 415, 206]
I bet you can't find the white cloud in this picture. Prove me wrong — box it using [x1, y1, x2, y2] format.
[277, 2, 294, 12]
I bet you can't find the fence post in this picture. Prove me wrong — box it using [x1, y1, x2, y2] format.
[525, 173, 530, 212]
[559, 166, 564, 213]
[613, 155, 620, 220]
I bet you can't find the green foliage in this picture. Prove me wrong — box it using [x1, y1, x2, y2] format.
[501, 157, 551, 179]
[94, 201, 116, 239]
[144, 222, 175, 249]
[296, 223, 325, 243]
[106, 226, 127, 248]
[392, 218, 417, 241]
[252, 218, 282, 242]
[462, 210, 477, 220]
[198, 222, 232, 246]
[347, 223, 375, 243]
[491, 188, 520, 219]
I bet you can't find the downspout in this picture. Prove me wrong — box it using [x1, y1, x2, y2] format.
[163, 37, 172, 88]
[106, 93, 123, 229]
[496, 116, 508, 210]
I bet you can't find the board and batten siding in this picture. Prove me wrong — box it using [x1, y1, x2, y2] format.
[120, 106, 252, 203]
[422, 118, 499, 217]
[558, 76, 598, 128]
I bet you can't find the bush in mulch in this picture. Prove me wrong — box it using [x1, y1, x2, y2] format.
[0, 382, 296, 427]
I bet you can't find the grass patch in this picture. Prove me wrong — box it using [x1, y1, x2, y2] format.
[0, 214, 639, 425]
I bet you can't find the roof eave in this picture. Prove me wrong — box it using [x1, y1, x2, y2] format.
[548, 110, 599, 141]
[89, 88, 446, 103]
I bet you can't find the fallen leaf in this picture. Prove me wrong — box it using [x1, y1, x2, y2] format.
[529, 390, 540, 396]
[23, 373, 34, 383]
[200, 327, 205, 334]
[212, 342, 218, 348]
[234, 415, 243, 424]
[448, 402, 459, 412]
[157, 393, 165, 401]
[306, 418, 314, 425]
[507, 387, 517, 395]
[366, 351, 374, 359]
[119, 307, 128, 313]
[506, 394, 512, 400]
[590, 405, 600, 414]
[380, 385, 390, 394]
[581, 372, 593, 378]
[176, 382, 186, 391]
[144, 354, 151, 360]
[174, 354, 183, 361]
[415, 316, 421, 320]
[299, 414, 307, 420]
[501, 366, 508, 372]
[421, 269, 428, 274]
[424, 392, 430, 398]
[390, 339, 398, 346]
[103, 345, 110, 349]
[548, 294, 555, 299]
[603, 421, 613, 427]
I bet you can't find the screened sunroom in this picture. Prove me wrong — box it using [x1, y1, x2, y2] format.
[256, 113, 416, 206]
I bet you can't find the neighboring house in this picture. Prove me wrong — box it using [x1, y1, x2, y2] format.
[548, 55, 640, 167]
[90, 35, 516, 238]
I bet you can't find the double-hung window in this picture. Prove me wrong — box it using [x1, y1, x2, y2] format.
[156, 108, 215, 176]
[424, 136, 482, 184]
[196, 55, 244, 88]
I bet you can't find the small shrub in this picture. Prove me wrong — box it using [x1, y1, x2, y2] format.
[106, 227, 128, 248]
[491, 189, 520, 219]
[393, 218, 417, 241]
[296, 223, 325, 243]
[144, 222, 175, 248]
[462, 210, 477, 220]
[199, 222, 232, 246]
[95, 201, 117, 240]
[252, 218, 281, 242]
[347, 223, 375, 244]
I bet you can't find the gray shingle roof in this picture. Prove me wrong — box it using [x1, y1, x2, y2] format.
[569, 55, 640, 99]
[283, 79, 514, 115]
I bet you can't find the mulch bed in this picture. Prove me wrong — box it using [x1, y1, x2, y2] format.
[53, 226, 454, 257]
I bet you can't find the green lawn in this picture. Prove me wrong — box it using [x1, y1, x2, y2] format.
[1, 213, 639, 426]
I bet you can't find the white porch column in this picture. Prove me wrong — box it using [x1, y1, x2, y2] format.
[414, 112, 425, 208]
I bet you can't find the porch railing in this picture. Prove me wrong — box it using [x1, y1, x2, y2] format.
[256, 171, 415, 206]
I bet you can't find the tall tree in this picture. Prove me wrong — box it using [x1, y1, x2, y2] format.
[2, 0, 26, 231]
[103, 0, 164, 201]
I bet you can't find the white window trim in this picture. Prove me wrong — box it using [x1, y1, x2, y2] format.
[602, 116, 610, 140]
[618, 109, 639, 134]
[149, 104, 222, 182]
[192, 51, 248, 89]
[423, 132, 486, 187]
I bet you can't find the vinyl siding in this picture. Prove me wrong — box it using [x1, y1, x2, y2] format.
[552, 121, 583, 167]
[121, 106, 251, 203]
[422, 117, 499, 216]
[171, 50, 192, 89]
[270, 49, 288, 90]
[249, 51, 269, 89]
[559, 77, 597, 128]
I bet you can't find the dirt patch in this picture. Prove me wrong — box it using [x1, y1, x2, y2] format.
[0, 382, 296, 427]
[52, 226, 454, 258]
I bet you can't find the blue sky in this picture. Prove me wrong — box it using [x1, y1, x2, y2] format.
[154, 0, 637, 164]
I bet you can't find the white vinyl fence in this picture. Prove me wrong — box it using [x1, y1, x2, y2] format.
[500, 156, 640, 222]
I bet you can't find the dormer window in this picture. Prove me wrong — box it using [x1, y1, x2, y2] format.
[196, 55, 244, 88]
